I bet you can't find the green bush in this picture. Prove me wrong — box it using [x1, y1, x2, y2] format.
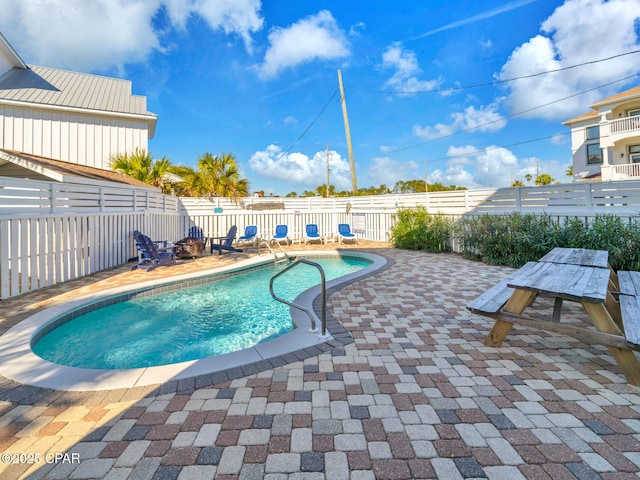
[390, 207, 453, 252]
[455, 213, 640, 271]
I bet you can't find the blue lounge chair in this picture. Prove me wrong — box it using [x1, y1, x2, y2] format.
[337, 223, 357, 244]
[132, 230, 176, 271]
[187, 226, 208, 248]
[271, 225, 290, 245]
[211, 226, 244, 255]
[237, 225, 258, 246]
[304, 224, 323, 245]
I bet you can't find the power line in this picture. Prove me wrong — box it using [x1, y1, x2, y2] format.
[387, 72, 639, 155]
[257, 88, 339, 173]
[348, 49, 640, 95]
[424, 132, 570, 167]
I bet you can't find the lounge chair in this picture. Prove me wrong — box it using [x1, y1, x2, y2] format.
[304, 224, 323, 245]
[211, 225, 244, 255]
[271, 224, 290, 245]
[237, 225, 258, 246]
[132, 230, 176, 271]
[337, 223, 357, 244]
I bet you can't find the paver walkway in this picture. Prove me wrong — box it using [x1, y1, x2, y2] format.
[0, 244, 639, 479]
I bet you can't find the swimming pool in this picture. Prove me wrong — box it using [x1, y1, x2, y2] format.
[0, 251, 386, 390]
[32, 256, 369, 370]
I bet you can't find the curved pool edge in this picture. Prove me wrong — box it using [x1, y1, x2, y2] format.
[0, 250, 387, 391]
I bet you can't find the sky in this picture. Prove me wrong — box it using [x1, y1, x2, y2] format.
[1, 0, 640, 196]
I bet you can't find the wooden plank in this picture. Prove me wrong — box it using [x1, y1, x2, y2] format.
[581, 267, 611, 303]
[20, 218, 29, 295]
[484, 289, 536, 347]
[508, 263, 608, 303]
[618, 271, 635, 295]
[581, 301, 640, 386]
[0, 219, 9, 298]
[619, 294, 640, 345]
[467, 279, 513, 313]
[539, 247, 609, 268]
[10, 218, 19, 296]
[483, 310, 637, 350]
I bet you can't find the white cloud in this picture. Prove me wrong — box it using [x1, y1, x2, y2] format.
[0, 0, 263, 72]
[382, 42, 441, 93]
[412, 104, 506, 140]
[249, 144, 352, 190]
[258, 10, 350, 80]
[283, 115, 298, 125]
[498, 0, 640, 120]
[365, 157, 419, 187]
[429, 144, 570, 188]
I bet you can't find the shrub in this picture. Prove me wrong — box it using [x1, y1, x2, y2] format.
[455, 213, 640, 271]
[390, 207, 453, 252]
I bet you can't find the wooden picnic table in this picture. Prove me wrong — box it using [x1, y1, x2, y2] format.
[468, 247, 640, 386]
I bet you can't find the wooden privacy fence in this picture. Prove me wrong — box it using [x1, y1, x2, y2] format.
[0, 176, 179, 214]
[0, 212, 179, 299]
[3, 176, 640, 299]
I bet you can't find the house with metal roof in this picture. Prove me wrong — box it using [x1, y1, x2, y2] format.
[0, 32, 158, 183]
[564, 85, 640, 182]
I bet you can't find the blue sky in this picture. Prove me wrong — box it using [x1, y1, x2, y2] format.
[2, 0, 640, 195]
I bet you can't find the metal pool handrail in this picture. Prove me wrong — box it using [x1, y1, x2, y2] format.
[258, 238, 290, 265]
[269, 259, 328, 337]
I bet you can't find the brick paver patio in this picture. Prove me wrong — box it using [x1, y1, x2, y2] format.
[1, 242, 639, 479]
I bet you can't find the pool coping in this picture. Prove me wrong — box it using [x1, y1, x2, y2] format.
[0, 250, 387, 391]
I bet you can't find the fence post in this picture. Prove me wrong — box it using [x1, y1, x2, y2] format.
[586, 183, 594, 212]
[50, 183, 57, 214]
[515, 187, 522, 210]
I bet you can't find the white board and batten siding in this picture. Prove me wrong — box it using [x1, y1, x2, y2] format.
[0, 104, 149, 170]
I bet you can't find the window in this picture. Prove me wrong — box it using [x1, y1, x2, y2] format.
[587, 143, 602, 164]
[630, 145, 640, 164]
[628, 109, 640, 117]
[586, 125, 600, 140]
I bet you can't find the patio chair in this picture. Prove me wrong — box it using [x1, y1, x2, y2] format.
[337, 223, 357, 244]
[304, 224, 323, 245]
[237, 225, 258, 246]
[131, 230, 176, 271]
[211, 225, 244, 255]
[187, 226, 208, 248]
[271, 224, 290, 245]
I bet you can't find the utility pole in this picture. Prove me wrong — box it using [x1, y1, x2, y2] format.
[424, 160, 429, 193]
[338, 69, 357, 194]
[325, 144, 330, 198]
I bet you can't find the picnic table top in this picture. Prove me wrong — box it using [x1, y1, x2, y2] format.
[538, 247, 609, 268]
[507, 258, 610, 303]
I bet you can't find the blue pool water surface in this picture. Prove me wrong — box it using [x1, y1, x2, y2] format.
[33, 257, 369, 369]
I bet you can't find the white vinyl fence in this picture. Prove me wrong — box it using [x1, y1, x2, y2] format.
[3, 176, 640, 299]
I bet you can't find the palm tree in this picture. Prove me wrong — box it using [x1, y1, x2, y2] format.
[174, 152, 249, 201]
[110, 148, 174, 193]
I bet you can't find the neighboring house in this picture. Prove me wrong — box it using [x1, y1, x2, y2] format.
[0, 32, 157, 179]
[564, 85, 640, 182]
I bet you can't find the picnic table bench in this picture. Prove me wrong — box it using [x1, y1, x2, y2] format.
[467, 247, 640, 386]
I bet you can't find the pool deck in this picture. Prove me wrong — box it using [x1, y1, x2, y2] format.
[1, 241, 639, 479]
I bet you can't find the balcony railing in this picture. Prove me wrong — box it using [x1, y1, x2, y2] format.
[610, 116, 640, 134]
[611, 162, 640, 178]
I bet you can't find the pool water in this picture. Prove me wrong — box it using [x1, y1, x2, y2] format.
[33, 257, 369, 369]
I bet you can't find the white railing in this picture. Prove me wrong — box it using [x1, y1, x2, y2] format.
[610, 163, 640, 179]
[610, 116, 640, 134]
[4, 178, 640, 299]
